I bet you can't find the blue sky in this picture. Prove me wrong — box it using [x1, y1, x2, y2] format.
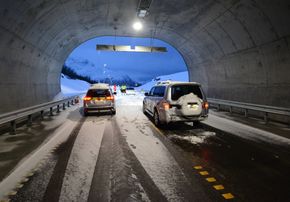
[66, 36, 187, 83]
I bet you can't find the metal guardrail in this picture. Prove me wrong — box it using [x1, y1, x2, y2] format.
[208, 98, 290, 122]
[0, 95, 80, 134]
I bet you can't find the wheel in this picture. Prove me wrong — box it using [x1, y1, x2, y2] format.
[153, 110, 161, 127]
[111, 108, 116, 115]
[192, 121, 200, 127]
[83, 111, 89, 116]
[142, 103, 146, 114]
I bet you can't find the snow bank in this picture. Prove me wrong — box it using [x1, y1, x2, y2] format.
[136, 71, 188, 92]
[61, 74, 90, 96]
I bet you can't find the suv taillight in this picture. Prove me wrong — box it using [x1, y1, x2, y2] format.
[106, 96, 114, 101]
[202, 101, 209, 110]
[83, 96, 92, 101]
[163, 102, 170, 110]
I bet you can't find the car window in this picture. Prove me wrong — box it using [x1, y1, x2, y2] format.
[153, 86, 166, 97]
[86, 89, 111, 97]
[127, 87, 134, 90]
[149, 87, 155, 96]
[171, 85, 203, 101]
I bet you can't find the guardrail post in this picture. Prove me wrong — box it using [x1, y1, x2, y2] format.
[57, 105, 60, 113]
[67, 101, 70, 107]
[63, 103, 66, 110]
[10, 121, 16, 134]
[217, 104, 220, 111]
[264, 112, 268, 123]
[27, 115, 32, 126]
[244, 109, 248, 117]
[40, 110, 44, 120]
[50, 107, 53, 116]
[229, 106, 233, 114]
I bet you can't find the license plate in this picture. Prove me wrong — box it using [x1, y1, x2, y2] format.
[93, 97, 105, 101]
[188, 104, 198, 109]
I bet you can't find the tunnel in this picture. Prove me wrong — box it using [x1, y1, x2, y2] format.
[0, 0, 290, 113]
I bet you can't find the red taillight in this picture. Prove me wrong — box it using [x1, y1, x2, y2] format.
[106, 96, 114, 101]
[202, 101, 209, 110]
[163, 102, 170, 110]
[83, 96, 92, 101]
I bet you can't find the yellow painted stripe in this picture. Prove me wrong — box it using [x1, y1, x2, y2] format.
[15, 183, 23, 189]
[222, 193, 234, 199]
[7, 191, 17, 196]
[194, 166, 203, 170]
[150, 123, 164, 136]
[21, 178, 29, 183]
[199, 171, 209, 176]
[213, 185, 224, 190]
[206, 177, 217, 182]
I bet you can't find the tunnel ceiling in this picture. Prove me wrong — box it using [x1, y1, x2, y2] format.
[0, 0, 290, 112]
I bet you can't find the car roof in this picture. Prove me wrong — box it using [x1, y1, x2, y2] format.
[89, 83, 110, 89]
[155, 80, 201, 86]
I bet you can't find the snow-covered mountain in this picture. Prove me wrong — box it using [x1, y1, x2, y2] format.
[136, 71, 189, 91]
[65, 57, 138, 85]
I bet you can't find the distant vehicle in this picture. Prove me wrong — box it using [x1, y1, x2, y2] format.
[120, 84, 126, 93]
[83, 83, 116, 116]
[126, 87, 136, 95]
[143, 81, 208, 126]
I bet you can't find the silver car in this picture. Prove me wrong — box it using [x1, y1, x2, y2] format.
[83, 83, 116, 116]
[143, 81, 208, 126]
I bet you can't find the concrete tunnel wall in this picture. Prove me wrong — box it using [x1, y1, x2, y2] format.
[0, 0, 290, 113]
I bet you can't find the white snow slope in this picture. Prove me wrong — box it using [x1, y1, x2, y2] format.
[61, 74, 90, 96]
[136, 71, 189, 92]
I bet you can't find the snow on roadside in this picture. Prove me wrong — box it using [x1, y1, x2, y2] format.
[61, 74, 90, 96]
[136, 71, 188, 92]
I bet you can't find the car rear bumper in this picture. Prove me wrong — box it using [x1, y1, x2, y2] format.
[160, 110, 208, 123]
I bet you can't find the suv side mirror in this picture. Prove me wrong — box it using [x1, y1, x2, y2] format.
[144, 92, 149, 96]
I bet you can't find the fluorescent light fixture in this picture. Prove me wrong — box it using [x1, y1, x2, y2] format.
[133, 22, 143, 31]
[96, 45, 167, 53]
[138, 9, 148, 18]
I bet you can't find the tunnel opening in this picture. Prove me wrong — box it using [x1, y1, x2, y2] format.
[60, 36, 189, 96]
[0, 0, 290, 114]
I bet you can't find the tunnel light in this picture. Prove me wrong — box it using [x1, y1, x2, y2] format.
[133, 22, 143, 31]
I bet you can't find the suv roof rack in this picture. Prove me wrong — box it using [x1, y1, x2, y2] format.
[156, 80, 201, 86]
[90, 83, 110, 89]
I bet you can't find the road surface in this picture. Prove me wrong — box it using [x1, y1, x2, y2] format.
[1, 94, 289, 202]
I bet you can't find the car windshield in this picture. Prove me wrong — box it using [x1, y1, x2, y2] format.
[171, 84, 203, 101]
[86, 89, 111, 97]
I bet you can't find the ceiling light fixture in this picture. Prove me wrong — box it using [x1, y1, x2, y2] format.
[133, 22, 143, 31]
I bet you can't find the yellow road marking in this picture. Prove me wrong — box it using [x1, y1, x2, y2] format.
[194, 166, 203, 170]
[15, 184, 23, 189]
[150, 123, 164, 136]
[206, 177, 216, 182]
[7, 191, 17, 196]
[222, 193, 234, 199]
[213, 185, 224, 190]
[199, 171, 209, 176]
[21, 178, 29, 183]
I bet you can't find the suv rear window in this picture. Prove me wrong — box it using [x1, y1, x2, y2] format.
[171, 85, 203, 101]
[86, 89, 111, 97]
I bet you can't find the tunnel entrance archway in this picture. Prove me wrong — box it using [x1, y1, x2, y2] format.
[0, 0, 290, 113]
[61, 36, 188, 91]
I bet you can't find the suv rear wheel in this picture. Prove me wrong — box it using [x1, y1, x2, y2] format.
[153, 110, 161, 127]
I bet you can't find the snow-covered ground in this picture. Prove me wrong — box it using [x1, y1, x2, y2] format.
[136, 71, 188, 92]
[60, 74, 90, 97]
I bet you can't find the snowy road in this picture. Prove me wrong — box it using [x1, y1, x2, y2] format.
[2, 94, 290, 202]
